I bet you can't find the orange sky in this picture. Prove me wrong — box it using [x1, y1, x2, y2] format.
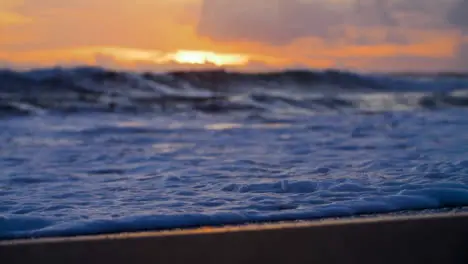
[1, 0, 467, 72]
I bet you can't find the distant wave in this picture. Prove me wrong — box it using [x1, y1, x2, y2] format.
[1, 67, 468, 115]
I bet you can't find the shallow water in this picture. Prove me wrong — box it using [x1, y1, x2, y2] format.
[1, 68, 468, 239]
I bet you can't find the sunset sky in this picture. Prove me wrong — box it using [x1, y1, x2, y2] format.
[1, 0, 467, 72]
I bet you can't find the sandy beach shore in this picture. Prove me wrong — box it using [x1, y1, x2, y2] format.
[2, 212, 468, 264]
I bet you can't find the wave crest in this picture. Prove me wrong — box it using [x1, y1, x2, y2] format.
[1, 67, 468, 115]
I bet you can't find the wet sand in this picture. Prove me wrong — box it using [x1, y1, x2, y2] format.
[2, 213, 468, 264]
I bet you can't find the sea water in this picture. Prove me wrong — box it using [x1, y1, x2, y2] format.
[1, 68, 468, 239]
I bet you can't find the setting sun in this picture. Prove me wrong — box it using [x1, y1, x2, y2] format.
[171, 50, 249, 66]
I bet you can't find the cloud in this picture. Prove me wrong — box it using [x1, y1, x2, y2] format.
[2, 0, 467, 71]
[448, 0, 468, 32]
[454, 37, 468, 69]
[198, 0, 460, 45]
[446, 0, 468, 69]
[198, 0, 343, 45]
[197, 0, 468, 70]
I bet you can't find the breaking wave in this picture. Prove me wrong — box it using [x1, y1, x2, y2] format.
[1, 67, 468, 115]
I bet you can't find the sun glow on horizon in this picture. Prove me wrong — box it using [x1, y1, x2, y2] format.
[80, 47, 250, 67]
[0, 46, 257, 70]
[171, 50, 249, 66]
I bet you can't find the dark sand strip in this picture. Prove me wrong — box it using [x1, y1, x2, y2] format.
[1, 213, 468, 264]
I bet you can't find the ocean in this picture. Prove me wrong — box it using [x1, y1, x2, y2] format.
[1, 67, 468, 240]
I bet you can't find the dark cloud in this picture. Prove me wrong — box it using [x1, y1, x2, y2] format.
[447, 0, 468, 69]
[353, 0, 398, 26]
[197, 0, 468, 70]
[198, 0, 459, 45]
[198, 0, 346, 45]
[455, 40, 468, 69]
[448, 0, 468, 32]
